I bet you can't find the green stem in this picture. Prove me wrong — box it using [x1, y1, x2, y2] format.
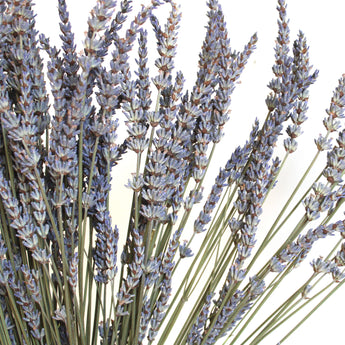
[243, 274, 314, 345]
[79, 136, 99, 325]
[132, 221, 153, 344]
[246, 150, 322, 276]
[91, 282, 103, 345]
[0, 117, 16, 198]
[78, 120, 85, 319]
[4, 284, 30, 345]
[275, 281, 337, 344]
[0, 305, 13, 345]
[86, 225, 95, 344]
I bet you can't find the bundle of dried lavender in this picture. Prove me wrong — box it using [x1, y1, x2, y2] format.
[0, 0, 344, 344]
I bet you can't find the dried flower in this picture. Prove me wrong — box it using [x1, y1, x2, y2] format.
[0, 1, 344, 344]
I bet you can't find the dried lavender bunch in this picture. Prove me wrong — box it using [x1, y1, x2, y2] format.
[0, 0, 344, 344]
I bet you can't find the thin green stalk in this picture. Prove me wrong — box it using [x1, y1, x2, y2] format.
[240, 275, 313, 345]
[227, 267, 309, 345]
[254, 214, 309, 280]
[132, 221, 154, 344]
[248, 268, 337, 344]
[91, 282, 103, 345]
[246, 151, 322, 276]
[324, 238, 343, 263]
[157, 232, 216, 342]
[0, 306, 13, 345]
[224, 163, 336, 344]
[141, 89, 161, 173]
[158, 201, 237, 342]
[263, 281, 335, 344]
[86, 225, 96, 344]
[4, 284, 30, 345]
[78, 120, 85, 319]
[159, 230, 236, 344]
[79, 136, 99, 327]
[116, 147, 142, 296]
[209, 244, 237, 296]
[55, 173, 79, 342]
[1, 121, 16, 197]
[0, 201, 17, 270]
[108, 280, 118, 345]
[214, 244, 307, 344]
[322, 194, 345, 226]
[265, 152, 290, 201]
[119, 312, 130, 345]
[148, 222, 160, 258]
[259, 243, 345, 343]
[129, 292, 137, 341]
[201, 288, 253, 345]
[102, 286, 109, 344]
[171, 288, 214, 345]
[37, 264, 60, 344]
[154, 221, 170, 258]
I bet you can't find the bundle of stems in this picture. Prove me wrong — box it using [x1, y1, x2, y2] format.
[0, 0, 344, 344]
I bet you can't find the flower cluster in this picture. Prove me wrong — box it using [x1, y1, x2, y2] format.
[0, 0, 345, 344]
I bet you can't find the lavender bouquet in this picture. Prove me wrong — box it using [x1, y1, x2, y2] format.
[0, 0, 344, 344]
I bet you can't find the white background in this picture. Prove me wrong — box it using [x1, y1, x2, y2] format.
[33, 1, 345, 344]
